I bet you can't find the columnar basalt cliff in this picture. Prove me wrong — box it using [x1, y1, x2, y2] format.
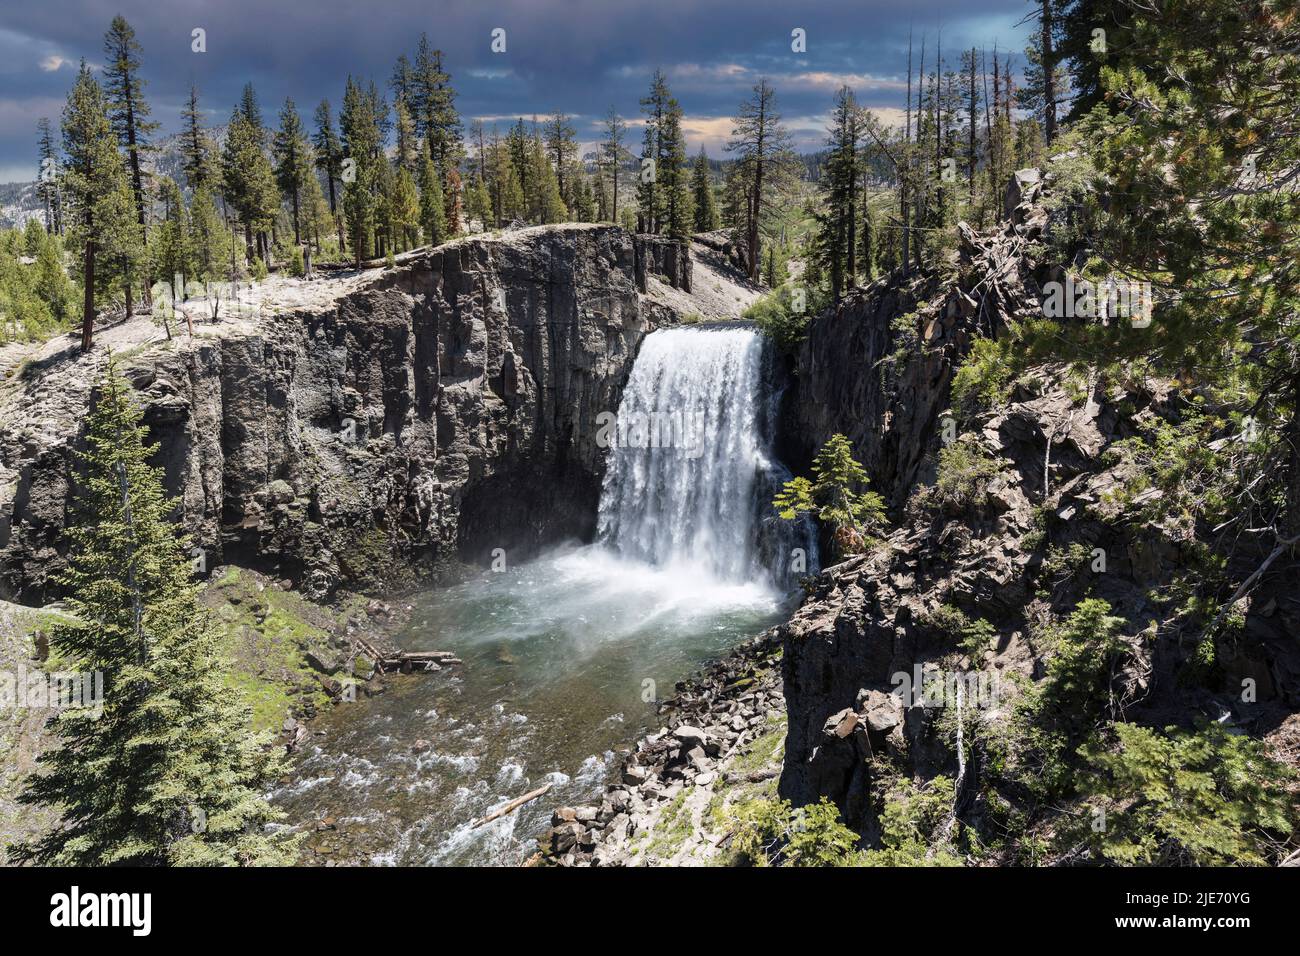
[0, 224, 693, 602]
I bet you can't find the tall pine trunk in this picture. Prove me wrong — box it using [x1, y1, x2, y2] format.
[81, 239, 95, 352]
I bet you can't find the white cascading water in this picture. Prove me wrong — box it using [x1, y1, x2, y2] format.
[597, 326, 787, 584]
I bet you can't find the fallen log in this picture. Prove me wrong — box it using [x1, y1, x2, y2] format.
[471, 784, 552, 829]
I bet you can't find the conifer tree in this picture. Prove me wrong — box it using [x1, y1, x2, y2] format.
[153, 176, 191, 300]
[16, 360, 296, 866]
[416, 152, 446, 245]
[489, 133, 524, 226]
[36, 117, 62, 235]
[103, 14, 157, 306]
[602, 107, 626, 223]
[465, 173, 491, 231]
[189, 185, 231, 289]
[691, 147, 719, 233]
[544, 112, 577, 208]
[180, 85, 213, 192]
[637, 71, 671, 233]
[726, 78, 794, 280]
[659, 100, 693, 238]
[1019, 0, 1066, 145]
[594, 174, 610, 222]
[412, 37, 462, 210]
[526, 134, 566, 224]
[814, 86, 864, 302]
[393, 96, 417, 173]
[312, 99, 345, 252]
[221, 84, 278, 265]
[272, 98, 312, 246]
[506, 119, 532, 206]
[339, 77, 379, 265]
[312, 100, 342, 216]
[391, 165, 420, 251]
[372, 155, 396, 258]
[62, 61, 138, 351]
[299, 169, 331, 254]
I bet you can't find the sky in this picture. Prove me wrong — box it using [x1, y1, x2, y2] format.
[0, 0, 1034, 184]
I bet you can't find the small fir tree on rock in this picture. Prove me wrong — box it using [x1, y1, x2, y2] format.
[774, 433, 885, 557]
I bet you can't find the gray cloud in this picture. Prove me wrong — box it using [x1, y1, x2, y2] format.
[0, 0, 1031, 182]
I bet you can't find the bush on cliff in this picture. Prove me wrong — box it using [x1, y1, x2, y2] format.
[726, 796, 858, 867]
[1074, 722, 1296, 866]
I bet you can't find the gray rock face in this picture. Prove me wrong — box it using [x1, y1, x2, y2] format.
[0, 225, 690, 601]
[784, 280, 950, 509]
[775, 189, 1300, 841]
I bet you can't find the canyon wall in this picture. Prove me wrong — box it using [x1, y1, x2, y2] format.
[0, 224, 689, 601]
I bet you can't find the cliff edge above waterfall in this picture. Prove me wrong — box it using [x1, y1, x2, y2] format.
[0, 224, 754, 604]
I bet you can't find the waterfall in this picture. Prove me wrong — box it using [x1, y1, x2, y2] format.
[596, 326, 813, 586]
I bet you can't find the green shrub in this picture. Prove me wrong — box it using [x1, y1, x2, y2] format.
[745, 284, 822, 355]
[916, 441, 1001, 513]
[727, 797, 858, 867]
[951, 336, 1015, 417]
[853, 774, 963, 866]
[1012, 599, 1128, 798]
[1076, 722, 1296, 865]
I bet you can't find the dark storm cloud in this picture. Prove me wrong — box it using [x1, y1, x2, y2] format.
[0, 0, 1031, 181]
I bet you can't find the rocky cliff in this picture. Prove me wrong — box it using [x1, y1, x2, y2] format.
[775, 179, 1300, 858]
[0, 224, 695, 602]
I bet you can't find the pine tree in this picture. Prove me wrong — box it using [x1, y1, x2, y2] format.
[814, 86, 863, 302]
[312, 99, 345, 253]
[339, 77, 379, 265]
[312, 100, 342, 216]
[373, 155, 395, 258]
[221, 84, 278, 266]
[465, 173, 491, 231]
[393, 96, 417, 173]
[36, 117, 63, 235]
[14, 360, 296, 866]
[544, 112, 577, 208]
[272, 98, 312, 246]
[726, 78, 794, 280]
[637, 71, 671, 233]
[489, 132, 524, 226]
[659, 100, 693, 238]
[774, 433, 885, 558]
[299, 168, 331, 255]
[593, 174, 610, 221]
[153, 176, 191, 302]
[1019, 0, 1067, 145]
[691, 147, 719, 232]
[961, 48, 982, 209]
[526, 134, 566, 224]
[413, 37, 462, 210]
[103, 15, 157, 308]
[1085, 1, 1300, 534]
[506, 119, 532, 207]
[1056, 0, 1132, 120]
[391, 165, 419, 251]
[416, 152, 446, 245]
[62, 61, 138, 351]
[180, 85, 213, 192]
[389, 54, 413, 112]
[189, 185, 231, 288]
[602, 107, 626, 223]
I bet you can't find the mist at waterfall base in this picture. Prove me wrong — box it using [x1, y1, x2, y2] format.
[272, 328, 814, 865]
